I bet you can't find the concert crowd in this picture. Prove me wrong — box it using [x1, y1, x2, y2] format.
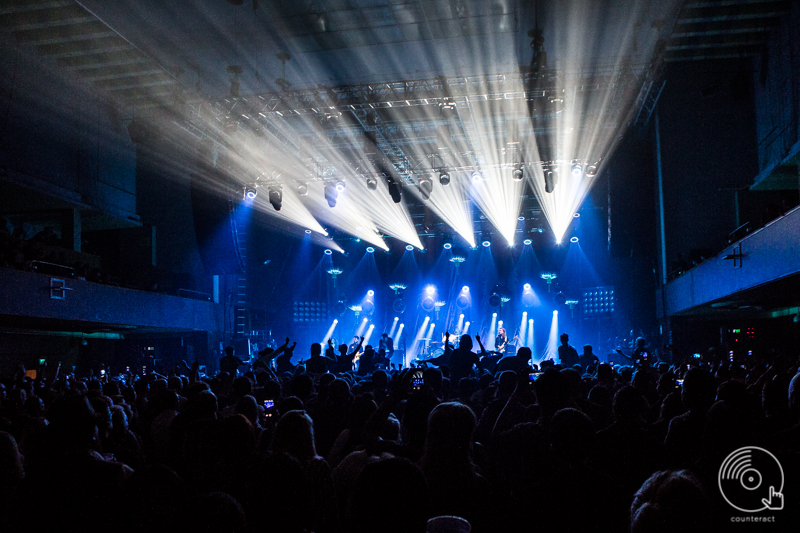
[0, 332, 798, 533]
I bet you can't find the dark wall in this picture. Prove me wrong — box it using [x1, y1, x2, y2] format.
[606, 130, 659, 344]
[0, 34, 136, 217]
[753, 3, 800, 173]
[136, 140, 209, 292]
[657, 59, 760, 264]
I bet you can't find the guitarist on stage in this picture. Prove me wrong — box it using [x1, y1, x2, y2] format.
[495, 327, 519, 354]
[496, 327, 509, 353]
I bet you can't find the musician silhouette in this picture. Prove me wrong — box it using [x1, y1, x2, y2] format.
[558, 333, 579, 368]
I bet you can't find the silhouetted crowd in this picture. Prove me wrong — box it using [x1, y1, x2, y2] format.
[1, 338, 799, 533]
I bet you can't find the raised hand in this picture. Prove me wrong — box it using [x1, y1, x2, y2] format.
[388, 368, 413, 402]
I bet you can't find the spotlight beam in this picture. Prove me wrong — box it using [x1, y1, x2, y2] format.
[322, 319, 338, 345]
[543, 312, 559, 363]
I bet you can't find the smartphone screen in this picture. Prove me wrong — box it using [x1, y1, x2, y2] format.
[529, 372, 538, 381]
[264, 399, 275, 410]
[412, 370, 424, 390]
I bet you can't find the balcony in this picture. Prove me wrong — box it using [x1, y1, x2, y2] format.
[657, 204, 800, 318]
[0, 267, 218, 332]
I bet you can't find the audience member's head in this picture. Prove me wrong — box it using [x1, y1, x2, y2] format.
[272, 410, 317, 463]
[613, 386, 645, 422]
[459, 335, 473, 351]
[534, 368, 569, 416]
[681, 367, 716, 413]
[351, 458, 430, 533]
[422, 402, 476, 462]
[550, 408, 595, 461]
[630, 470, 710, 533]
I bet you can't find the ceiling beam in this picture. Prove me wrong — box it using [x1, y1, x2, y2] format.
[56, 50, 148, 69]
[14, 20, 114, 45]
[36, 35, 129, 58]
[672, 16, 779, 36]
[0, 4, 94, 31]
[77, 65, 165, 81]
[0, 0, 74, 16]
[97, 76, 176, 91]
[679, 0, 790, 22]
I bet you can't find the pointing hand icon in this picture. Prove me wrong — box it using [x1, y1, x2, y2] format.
[761, 486, 784, 511]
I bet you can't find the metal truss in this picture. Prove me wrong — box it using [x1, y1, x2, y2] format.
[177, 62, 656, 192]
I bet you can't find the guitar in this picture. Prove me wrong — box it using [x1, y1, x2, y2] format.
[497, 335, 519, 353]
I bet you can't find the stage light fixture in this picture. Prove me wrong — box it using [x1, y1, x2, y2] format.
[524, 283, 531, 290]
[366, 246, 375, 253]
[366, 176, 378, 190]
[296, 183, 308, 196]
[268, 185, 283, 211]
[585, 164, 598, 177]
[425, 285, 436, 294]
[523, 238, 532, 245]
[462, 286, 469, 292]
[324, 182, 338, 207]
[324, 249, 333, 255]
[545, 170, 557, 193]
[405, 244, 414, 251]
[439, 99, 457, 118]
[489, 292, 501, 308]
[387, 177, 403, 203]
[571, 162, 583, 177]
[439, 170, 450, 185]
[335, 179, 346, 192]
[573, 212, 581, 218]
[443, 243, 452, 250]
[367, 290, 374, 296]
[418, 176, 433, 200]
[513, 166, 524, 181]
[471, 171, 482, 183]
[570, 236, 579, 243]
[304, 229, 312, 234]
[244, 186, 257, 199]
[482, 239, 491, 247]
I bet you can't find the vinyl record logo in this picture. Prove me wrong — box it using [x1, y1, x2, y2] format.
[718, 446, 784, 513]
